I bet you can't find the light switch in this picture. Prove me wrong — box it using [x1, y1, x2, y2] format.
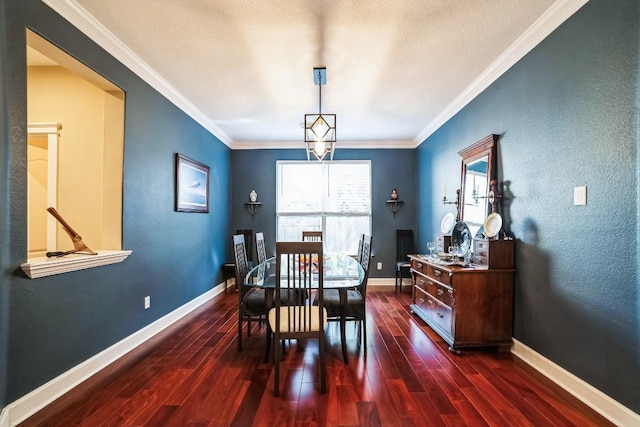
[573, 186, 587, 206]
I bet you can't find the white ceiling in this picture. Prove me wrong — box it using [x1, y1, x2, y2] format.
[39, 0, 586, 149]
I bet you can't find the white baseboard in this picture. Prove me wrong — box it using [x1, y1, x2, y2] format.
[0, 409, 9, 427]
[367, 277, 396, 286]
[511, 339, 640, 427]
[0, 282, 226, 427]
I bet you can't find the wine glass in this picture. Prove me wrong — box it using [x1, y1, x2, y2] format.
[448, 245, 456, 263]
[427, 241, 435, 258]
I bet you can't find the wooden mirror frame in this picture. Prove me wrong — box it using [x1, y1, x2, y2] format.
[457, 134, 498, 223]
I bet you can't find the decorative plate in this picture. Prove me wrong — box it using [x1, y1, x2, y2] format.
[440, 212, 455, 234]
[484, 213, 503, 238]
[451, 221, 471, 256]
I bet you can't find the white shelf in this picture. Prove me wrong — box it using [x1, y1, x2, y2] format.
[21, 250, 132, 279]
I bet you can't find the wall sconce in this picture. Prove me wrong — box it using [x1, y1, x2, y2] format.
[244, 189, 261, 220]
[442, 185, 461, 221]
[385, 188, 404, 218]
[442, 188, 460, 207]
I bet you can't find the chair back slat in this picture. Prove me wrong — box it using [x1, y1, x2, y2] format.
[302, 231, 323, 242]
[359, 235, 373, 295]
[355, 234, 365, 264]
[233, 234, 249, 297]
[256, 232, 267, 264]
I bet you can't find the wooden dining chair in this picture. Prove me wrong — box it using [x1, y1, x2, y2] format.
[268, 241, 327, 396]
[395, 229, 415, 292]
[302, 230, 323, 241]
[233, 234, 268, 351]
[321, 235, 372, 357]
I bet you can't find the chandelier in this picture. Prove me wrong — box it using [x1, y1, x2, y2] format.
[304, 67, 336, 161]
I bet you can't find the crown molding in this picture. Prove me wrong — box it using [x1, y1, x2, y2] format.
[43, 0, 588, 151]
[232, 139, 416, 150]
[415, 0, 589, 146]
[41, 0, 234, 147]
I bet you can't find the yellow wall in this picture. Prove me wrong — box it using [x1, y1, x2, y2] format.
[27, 134, 48, 257]
[27, 66, 123, 254]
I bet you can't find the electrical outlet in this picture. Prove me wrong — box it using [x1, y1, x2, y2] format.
[377, 262, 382, 270]
[144, 296, 150, 309]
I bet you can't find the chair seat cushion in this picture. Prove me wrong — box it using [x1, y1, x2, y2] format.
[396, 261, 411, 271]
[268, 306, 328, 332]
[320, 289, 365, 318]
[242, 288, 268, 314]
[280, 289, 309, 306]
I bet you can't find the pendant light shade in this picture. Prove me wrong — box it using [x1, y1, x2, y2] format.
[305, 67, 336, 161]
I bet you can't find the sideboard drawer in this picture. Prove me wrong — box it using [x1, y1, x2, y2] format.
[436, 234, 451, 253]
[432, 300, 452, 337]
[414, 286, 435, 317]
[473, 238, 514, 269]
[425, 264, 450, 286]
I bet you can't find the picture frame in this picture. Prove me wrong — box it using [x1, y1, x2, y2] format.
[175, 153, 210, 213]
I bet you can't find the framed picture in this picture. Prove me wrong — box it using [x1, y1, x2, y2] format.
[175, 153, 210, 213]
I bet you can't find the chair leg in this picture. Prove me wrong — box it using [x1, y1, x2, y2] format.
[362, 316, 367, 352]
[237, 311, 243, 352]
[319, 332, 327, 394]
[264, 323, 272, 363]
[273, 333, 281, 397]
[395, 270, 399, 292]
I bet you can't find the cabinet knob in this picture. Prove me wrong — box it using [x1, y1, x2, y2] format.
[437, 289, 444, 296]
[419, 298, 425, 304]
[433, 269, 442, 276]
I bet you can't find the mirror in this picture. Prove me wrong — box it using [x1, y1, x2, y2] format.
[458, 135, 497, 238]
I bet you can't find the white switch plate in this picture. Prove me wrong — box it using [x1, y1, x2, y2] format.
[377, 262, 382, 270]
[144, 296, 150, 309]
[573, 186, 587, 206]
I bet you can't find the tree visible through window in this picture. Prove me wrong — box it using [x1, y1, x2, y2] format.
[276, 161, 371, 254]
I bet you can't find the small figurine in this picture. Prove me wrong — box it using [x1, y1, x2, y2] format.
[249, 190, 258, 202]
[390, 188, 398, 200]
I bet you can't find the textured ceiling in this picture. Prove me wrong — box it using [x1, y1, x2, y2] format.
[39, 0, 584, 148]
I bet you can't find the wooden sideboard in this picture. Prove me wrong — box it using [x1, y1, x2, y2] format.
[409, 251, 514, 353]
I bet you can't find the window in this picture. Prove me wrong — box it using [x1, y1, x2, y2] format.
[276, 161, 371, 254]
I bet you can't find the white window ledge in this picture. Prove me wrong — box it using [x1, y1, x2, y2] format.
[21, 250, 132, 279]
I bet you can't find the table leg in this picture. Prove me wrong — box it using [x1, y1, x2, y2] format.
[340, 288, 348, 364]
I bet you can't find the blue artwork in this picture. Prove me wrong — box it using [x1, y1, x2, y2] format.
[176, 154, 209, 212]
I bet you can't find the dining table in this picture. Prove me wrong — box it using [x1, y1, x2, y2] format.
[244, 252, 365, 364]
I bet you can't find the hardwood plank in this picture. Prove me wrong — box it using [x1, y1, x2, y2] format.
[20, 288, 614, 427]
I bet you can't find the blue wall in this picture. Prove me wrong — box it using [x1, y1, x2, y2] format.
[231, 148, 416, 278]
[417, 0, 639, 412]
[0, 0, 231, 405]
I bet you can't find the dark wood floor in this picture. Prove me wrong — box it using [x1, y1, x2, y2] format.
[22, 286, 613, 427]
